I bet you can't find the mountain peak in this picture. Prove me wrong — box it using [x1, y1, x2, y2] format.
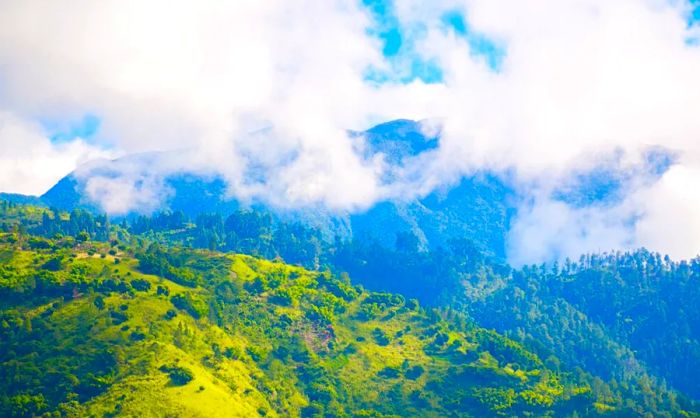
[357, 119, 440, 166]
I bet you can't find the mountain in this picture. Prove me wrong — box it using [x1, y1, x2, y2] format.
[462, 253, 700, 400]
[0, 193, 44, 206]
[3, 119, 698, 415]
[37, 120, 513, 258]
[359, 119, 440, 164]
[0, 206, 631, 417]
[2, 200, 698, 417]
[349, 174, 511, 257]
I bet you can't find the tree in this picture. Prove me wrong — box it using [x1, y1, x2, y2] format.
[94, 296, 106, 310]
[76, 231, 90, 242]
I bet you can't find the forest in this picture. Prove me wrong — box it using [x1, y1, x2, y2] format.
[0, 200, 698, 416]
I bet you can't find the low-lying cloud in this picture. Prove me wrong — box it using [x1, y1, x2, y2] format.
[0, 112, 112, 195]
[1, 0, 700, 263]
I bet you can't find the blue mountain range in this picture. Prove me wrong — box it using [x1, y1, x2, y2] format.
[0, 119, 672, 259]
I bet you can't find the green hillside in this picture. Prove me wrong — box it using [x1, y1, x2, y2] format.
[0, 230, 605, 417]
[1, 201, 697, 417]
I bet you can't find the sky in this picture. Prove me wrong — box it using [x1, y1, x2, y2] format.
[1, 0, 700, 264]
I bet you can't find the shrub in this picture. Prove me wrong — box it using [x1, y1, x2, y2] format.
[372, 328, 390, 346]
[223, 346, 242, 360]
[171, 293, 208, 319]
[269, 288, 295, 306]
[28, 237, 53, 250]
[41, 257, 63, 272]
[94, 296, 106, 310]
[129, 331, 146, 341]
[131, 278, 151, 292]
[159, 365, 194, 386]
[405, 365, 425, 380]
[378, 366, 400, 379]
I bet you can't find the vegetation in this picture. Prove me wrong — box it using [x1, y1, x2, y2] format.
[1, 200, 698, 417]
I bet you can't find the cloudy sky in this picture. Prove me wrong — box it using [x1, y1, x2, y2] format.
[1, 0, 700, 264]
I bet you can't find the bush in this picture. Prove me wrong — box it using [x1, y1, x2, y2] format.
[434, 332, 449, 347]
[131, 278, 151, 292]
[94, 296, 106, 310]
[109, 310, 128, 325]
[28, 237, 53, 250]
[359, 303, 382, 320]
[159, 365, 194, 386]
[129, 331, 146, 341]
[405, 365, 424, 380]
[372, 328, 390, 346]
[269, 288, 294, 306]
[223, 346, 242, 360]
[246, 277, 269, 294]
[41, 257, 63, 272]
[378, 366, 400, 379]
[171, 293, 208, 319]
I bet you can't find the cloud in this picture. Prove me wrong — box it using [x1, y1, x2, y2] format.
[1, 0, 700, 262]
[506, 197, 635, 267]
[0, 111, 112, 195]
[391, 0, 700, 262]
[633, 164, 700, 259]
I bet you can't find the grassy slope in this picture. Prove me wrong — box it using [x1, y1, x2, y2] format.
[0, 234, 620, 417]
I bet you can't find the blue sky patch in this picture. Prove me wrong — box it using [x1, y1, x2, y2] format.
[362, 0, 504, 84]
[687, 0, 700, 45]
[690, 0, 700, 21]
[362, 0, 444, 84]
[441, 10, 506, 71]
[46, 114, 101, 143]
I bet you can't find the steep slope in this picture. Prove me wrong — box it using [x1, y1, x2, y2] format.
[7, 198, 698, 415]
[462, 253, 700, 401]
[350, 174, 511, 257]
[0, 227, 639, 417]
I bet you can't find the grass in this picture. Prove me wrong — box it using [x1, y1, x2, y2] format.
[0, 237, 606, 417]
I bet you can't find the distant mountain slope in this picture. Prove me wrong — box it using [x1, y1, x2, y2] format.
[38, 120, 513, 257]
[0, 193, 44, 206]
[356, 118, 440, 165]
[462, 252, 700, 401]
[350, 174, 511, 257]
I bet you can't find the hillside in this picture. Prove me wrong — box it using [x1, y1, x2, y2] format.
[2, 199, 699, 416]
[2, 202, 687, 417]
[462, 253, 700, 400]
[0, 235, 597, 417]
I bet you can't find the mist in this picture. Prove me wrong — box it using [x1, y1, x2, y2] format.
[1, 0, 700, 264]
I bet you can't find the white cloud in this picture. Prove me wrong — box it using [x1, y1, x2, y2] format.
[0, 111, 112, 195]
[633, 164, 700, 259]
[83, 175, 171, 216]
[1, 0, 700, 261]
[506, 197, 635, 267]
[395, 0, 700, 262]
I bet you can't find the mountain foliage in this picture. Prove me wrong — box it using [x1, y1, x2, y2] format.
[1, 205, 592, 417]
[1, 200, 698, 417]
